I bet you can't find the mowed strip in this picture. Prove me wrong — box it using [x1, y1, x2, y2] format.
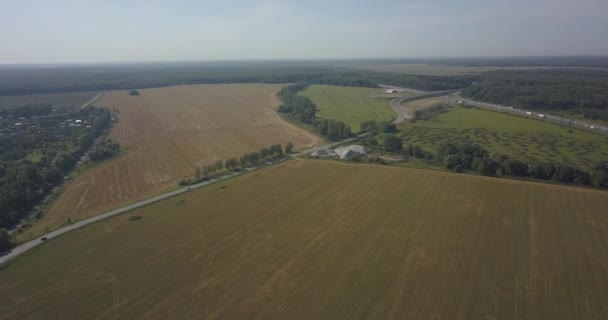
[3, 160, 608, 319]
[23, 84, 320, 240]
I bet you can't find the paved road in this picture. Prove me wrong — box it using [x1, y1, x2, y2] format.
[0, 135, 368, 266]
[0, 158, 289, 266]
[381, 84, 608, 134]
[452, 93, 608, 135]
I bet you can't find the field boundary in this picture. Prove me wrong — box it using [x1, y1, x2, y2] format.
[0, 156, 293, 267]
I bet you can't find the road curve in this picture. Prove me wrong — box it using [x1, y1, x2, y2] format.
[381, 84, 608, 134]
[0, 134, 368, 266]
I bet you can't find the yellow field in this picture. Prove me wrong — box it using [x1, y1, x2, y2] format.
[22, 84, 320, 239]
[3, 160, 608, 319]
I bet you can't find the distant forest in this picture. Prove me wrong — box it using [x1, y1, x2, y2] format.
[461, 70, 608, 121]
[0, 64, 474, 97]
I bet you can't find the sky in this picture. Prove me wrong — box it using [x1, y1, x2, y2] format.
[1, 0, 607, 64]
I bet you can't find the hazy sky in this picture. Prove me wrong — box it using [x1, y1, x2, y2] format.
[1, 0, 607, 63]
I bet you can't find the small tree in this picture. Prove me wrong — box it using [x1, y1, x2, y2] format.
[225, 158, 239, 171]
[213, 160, 224, 172]
[285, 141, 294, 154]
[259, 147, 270, 159]
[0, 228, 14, 252]
[383, 135, 403, 153]
[194, 166, 202, 181]
[269, 144, 283, 157]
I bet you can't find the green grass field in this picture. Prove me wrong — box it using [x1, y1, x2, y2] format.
[0, 91, 99, 110]
[2, 159, 608, 320]
[300, 85, 395, 132]
[400, 106, 608, 169]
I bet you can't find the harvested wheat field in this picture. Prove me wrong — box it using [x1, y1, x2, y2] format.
[2, 160, 608, 319]
[23, 84, 319, 239]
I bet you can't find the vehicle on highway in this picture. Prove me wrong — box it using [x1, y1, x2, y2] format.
[40, 237, 47, 241]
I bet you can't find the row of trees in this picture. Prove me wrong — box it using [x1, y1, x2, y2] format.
[277, 84, 317, 123]
[461, 70, 608, 121]
[437, 142, 608, 188]
[277, 83, 353, 141]
[358, 133, 608, 189]
[181, 143, 293, 186]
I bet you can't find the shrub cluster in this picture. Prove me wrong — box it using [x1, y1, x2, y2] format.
[437, 142, 608, 188]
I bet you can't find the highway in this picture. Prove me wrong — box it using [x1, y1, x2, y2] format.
[0, 134, 368, 266]
[452, 94, 608, 135]
[381, 84, 608, 134]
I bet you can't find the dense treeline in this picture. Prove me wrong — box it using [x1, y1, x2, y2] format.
[357, 132, 608, 189]
[437, 142, 608, 188]
[316, 119, 352, 141]
[180, 143, 288, 186]
[461, 70, 608, 120]
[277, 84, 317, 123]
[277, 84, 353, 141]
[0, 107, 113, 237]
[0, 64, 474, 96]
[89, 139, 120, 161]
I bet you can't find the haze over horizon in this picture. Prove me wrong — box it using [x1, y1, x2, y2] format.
[1, 0, 607, 64]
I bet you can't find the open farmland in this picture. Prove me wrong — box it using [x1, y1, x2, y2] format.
[20, 84, 319, 240]
[300, 85, 396, 132]
[2, 159, 608, 320]
[400, 105, 608, 169]
[0, 91, 99, 110]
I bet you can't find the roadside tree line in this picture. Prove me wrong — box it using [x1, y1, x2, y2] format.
[436, 142, 608, 188]
[179, 142, 294, 186]
[357, 131, 608, 189]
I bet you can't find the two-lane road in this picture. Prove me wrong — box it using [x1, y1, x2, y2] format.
[0, 134, 368, 266]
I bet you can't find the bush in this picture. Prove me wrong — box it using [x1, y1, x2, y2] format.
[383, 135, 403, 153]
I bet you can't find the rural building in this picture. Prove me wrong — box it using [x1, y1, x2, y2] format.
[335, 145, 367, 160]
[311, 148, 337, 157]
[338, 149, 361, 160]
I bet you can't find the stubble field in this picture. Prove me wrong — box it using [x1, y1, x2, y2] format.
[2, 160, 608, 319]
[21, 84, 319, 239]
